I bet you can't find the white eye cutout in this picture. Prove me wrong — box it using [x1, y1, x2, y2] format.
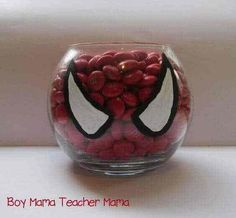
[132, 54, 179, 136]
[64, 63, 113, 138]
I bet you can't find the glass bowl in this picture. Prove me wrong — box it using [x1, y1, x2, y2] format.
[48, 42, 192, 176]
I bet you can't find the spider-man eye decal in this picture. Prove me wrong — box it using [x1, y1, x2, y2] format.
[64, 61, 113, 139]
[132, 54, 179, 137]
[64, 54, 178, 139]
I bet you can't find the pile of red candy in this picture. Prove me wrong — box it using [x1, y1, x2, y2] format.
[50, 50, 191, 160]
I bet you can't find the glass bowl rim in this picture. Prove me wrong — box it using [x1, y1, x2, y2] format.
[69, 42, 171, 49]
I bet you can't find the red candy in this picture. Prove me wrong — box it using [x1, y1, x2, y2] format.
[134, 148, 147, 157]
[138, 61, 147, 70]
[145, 63, 161, 76]
[138, 87, 153, 102]
[103, 65, 121, 81]
[87, 71, 105, 91]
[148, 52, 161, 56]
[52, 77, 64, 91]
[103, 50, 117, 56]
[113, 52, 135, 62]
[122, 108, 135, 121]
[98, 149, 116, 160]
[134, 137, 154, 157]
[138, 75, 157, 87]
[107, 98, 125, 118]
[74, 59, 88, 72]
[102, 82, 124, 98]
[135, 137, 155, 156]
[95, 55, 113, 69]
[131, 50, 147, 61]
[76, 73, 88, 84]
[51, 49, 190, 161]
[65, 123, 85, 149]
[118, 60, 139, 72]
[123, 123, 144, 142]
[54, 104, 68, 124]
[123, 70, 143, 85]
[51, 90, 65, 104]
[88, 55, 100, 70]
[136, 137, 154, 149]
[122, 92, 138, 107]
[113, 140, 134, 159]
[90, 92, 105, 106]
[111, 121, 123, 140]
[50, 89, 58, 107]
[79, 54, 93, 61]
[148, 137, 169, 154]
[145, 55, 160, 65]
[87, 133, 113, 154]
[155, 137, 169, 150]
[87, 139, 112, 154]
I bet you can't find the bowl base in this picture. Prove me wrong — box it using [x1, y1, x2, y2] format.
[77, 161, 165, 176]
[56, 132, 182, 176]
[74, 145, 179, 176]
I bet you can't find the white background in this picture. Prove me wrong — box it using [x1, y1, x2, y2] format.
[0, 0, 236, 146]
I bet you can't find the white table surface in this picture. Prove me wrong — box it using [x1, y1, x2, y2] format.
[0, 146, 235, 218]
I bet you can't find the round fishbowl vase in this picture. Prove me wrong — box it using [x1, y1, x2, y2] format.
[48, 43, 192, 176]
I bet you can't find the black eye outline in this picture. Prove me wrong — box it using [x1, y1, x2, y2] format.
[63, 54, 178, 139]
[63, 60, 114, 139]
[131, 53, 179, 137]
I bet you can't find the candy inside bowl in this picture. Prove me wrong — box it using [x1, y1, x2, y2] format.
[48, 43, 191, 176]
